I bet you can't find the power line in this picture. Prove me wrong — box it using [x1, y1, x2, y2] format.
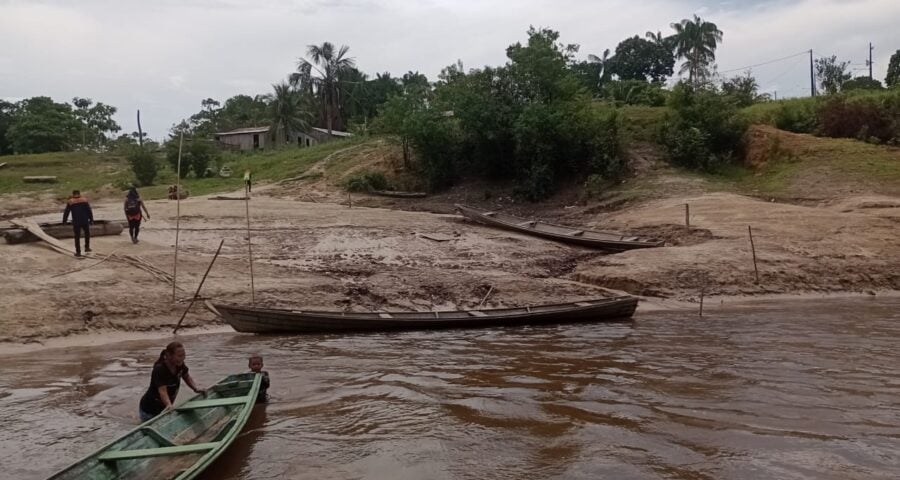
[718, 50, 811, 75]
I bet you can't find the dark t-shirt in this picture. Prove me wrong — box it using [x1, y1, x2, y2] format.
[139, 362, 188, 415]
[257, 371, 270, 403]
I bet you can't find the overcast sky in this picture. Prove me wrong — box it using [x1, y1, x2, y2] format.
[2, 0, 898, 139]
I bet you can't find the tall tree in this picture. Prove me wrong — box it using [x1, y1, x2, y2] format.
[0, 100, 16, 155]
[815, 55, 852, 94]
[607, 35, 675, 83]
[586, 49, 612, 88]
[71, 97, 121, 149]
[671, 15, 724, 86]
[7, 97, 81, 154]
[291, 42, 356, 133]
[267, 82, 312, 145]
[886, 49, 900, 88]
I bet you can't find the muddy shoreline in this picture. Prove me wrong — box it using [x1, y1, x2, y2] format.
[2, 185, 899, 347]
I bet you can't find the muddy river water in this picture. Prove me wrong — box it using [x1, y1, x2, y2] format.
[2, 298, 899, 479]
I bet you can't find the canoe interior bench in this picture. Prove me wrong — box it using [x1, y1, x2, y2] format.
[176, 396, 249, 410]
[98, 442, 218, 462]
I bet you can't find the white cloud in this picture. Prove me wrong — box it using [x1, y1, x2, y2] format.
[1, 0, 898, 138]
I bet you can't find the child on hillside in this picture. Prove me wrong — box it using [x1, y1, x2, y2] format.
[249, 354, 270, 403]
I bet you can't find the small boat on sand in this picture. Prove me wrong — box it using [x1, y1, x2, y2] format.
[215, 296, 638, 334]
[455, 204, 664, 251]
[3, 220, 124, 244]
[47, 373, 262, 480]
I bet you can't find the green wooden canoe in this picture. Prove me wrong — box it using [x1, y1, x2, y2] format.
[47, 372, 262, 480]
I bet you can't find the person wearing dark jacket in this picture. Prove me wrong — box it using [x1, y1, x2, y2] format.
[62, 190, 94, 257]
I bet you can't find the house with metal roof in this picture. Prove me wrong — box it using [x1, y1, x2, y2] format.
[297, 127, 353, 148]
[214, 127, 271, 151]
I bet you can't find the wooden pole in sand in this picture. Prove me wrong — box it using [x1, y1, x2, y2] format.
[348, 191, 352, 209]
[685, 203, 690, 229]
[245, 182, 256, 304]
[172, 132, 184, 302]
[748, 225, 760, 284]
[173, 239, 225, 334]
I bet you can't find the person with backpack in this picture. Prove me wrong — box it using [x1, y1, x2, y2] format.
[124, 187, 150, 244]
[62, 190, 94, 257]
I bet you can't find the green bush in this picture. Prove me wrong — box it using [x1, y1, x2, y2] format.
[602, 80, 667, 106]
[774, 99, 818, 133]
[817, 92, 900, 143]
[128, 147, 159, 186]
[165, 138, 221, 178]
[345, 171, 389, 192]
[659, 83, 747, 171]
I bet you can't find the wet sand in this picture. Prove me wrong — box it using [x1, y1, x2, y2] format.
[2, 188, 899, 344]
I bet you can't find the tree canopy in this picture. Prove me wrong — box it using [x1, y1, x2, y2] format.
[607, 35, 675, 83]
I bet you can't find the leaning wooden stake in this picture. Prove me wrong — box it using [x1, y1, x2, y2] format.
[478, 285, 494, 308]
[348, 191, 352, 209]
[748, 225, 760, 284]
[173, 239, 225, 334]
[245, 183, 256, 304]
[172, 132, 184, 302]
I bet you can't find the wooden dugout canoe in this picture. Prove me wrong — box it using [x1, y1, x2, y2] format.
[455, 204, 664, 251]
[3, 220, 124, 244]
[371, 190, 428, 198]
[47, 373, 262, 480]
[215, 296, 638, 334]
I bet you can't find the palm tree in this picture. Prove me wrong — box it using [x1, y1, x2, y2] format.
[646, 30, 675, 51]
[290, 42, 355, 134]
[267, 82, 312, 145]
[670, 15, 724, 86]
[587, 48, 612, 86]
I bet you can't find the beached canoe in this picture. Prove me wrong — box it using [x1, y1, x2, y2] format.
[215, 296, 637, 334]
[371, 190, 428, 198]
[455, 204, 664, 251]
[47, 372, 262, 480]
[3, 220, 124, 244]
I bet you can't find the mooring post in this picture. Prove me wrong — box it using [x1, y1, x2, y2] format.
[685, 203, 690, 229]
[748, 225, 760, 284]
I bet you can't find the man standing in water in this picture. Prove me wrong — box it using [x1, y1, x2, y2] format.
[62, 189, 93, 257]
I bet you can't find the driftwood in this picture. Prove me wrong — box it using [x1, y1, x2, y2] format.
[208, 196, 249, 201]
[23, 176, 57, 183]
[0, 162, 7, 169]
[3, 220, 124, 244]
[10, 219, 176, 285]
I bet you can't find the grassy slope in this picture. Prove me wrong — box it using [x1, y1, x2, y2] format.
[0, 136, 376, 200]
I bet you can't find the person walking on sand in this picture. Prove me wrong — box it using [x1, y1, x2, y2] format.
[124, 187, 151, 244]
[244, 169, 251, 194]
[139, 341, 205, 422]
[62, 189, 93, 257]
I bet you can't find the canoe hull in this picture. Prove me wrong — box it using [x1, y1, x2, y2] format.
[215, 297, 638, 334]
[47, 373, 261, 480]
[455, 204, 663, 251]
[4, 220, 124, 244]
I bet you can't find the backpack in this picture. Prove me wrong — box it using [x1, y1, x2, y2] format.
[125, 198, 141, 215]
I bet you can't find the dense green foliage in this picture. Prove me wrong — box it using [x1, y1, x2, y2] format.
[376, 27, 625, 199]
[165, 138, 221, 178]
[741, 89, 900, 144]
[128, 147, 160, 186]
[607, 35, 675, 83]
[885, 50, 900, 88]
[345, 171, 389, 192]
[660, 83, 748, 171]
[0, 96, 121, 155]
[842, 77, 884, 92]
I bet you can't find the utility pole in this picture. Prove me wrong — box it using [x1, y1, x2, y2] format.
[867, 42, 874, 80]
[809, 50, 817, 97]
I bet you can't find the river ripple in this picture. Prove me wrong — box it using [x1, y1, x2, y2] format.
[1, 298, 899, 479]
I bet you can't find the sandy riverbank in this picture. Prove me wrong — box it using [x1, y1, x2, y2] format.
[2, 187, 898, 345]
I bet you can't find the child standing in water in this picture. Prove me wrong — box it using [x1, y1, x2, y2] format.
[248, 354, 270, 403]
